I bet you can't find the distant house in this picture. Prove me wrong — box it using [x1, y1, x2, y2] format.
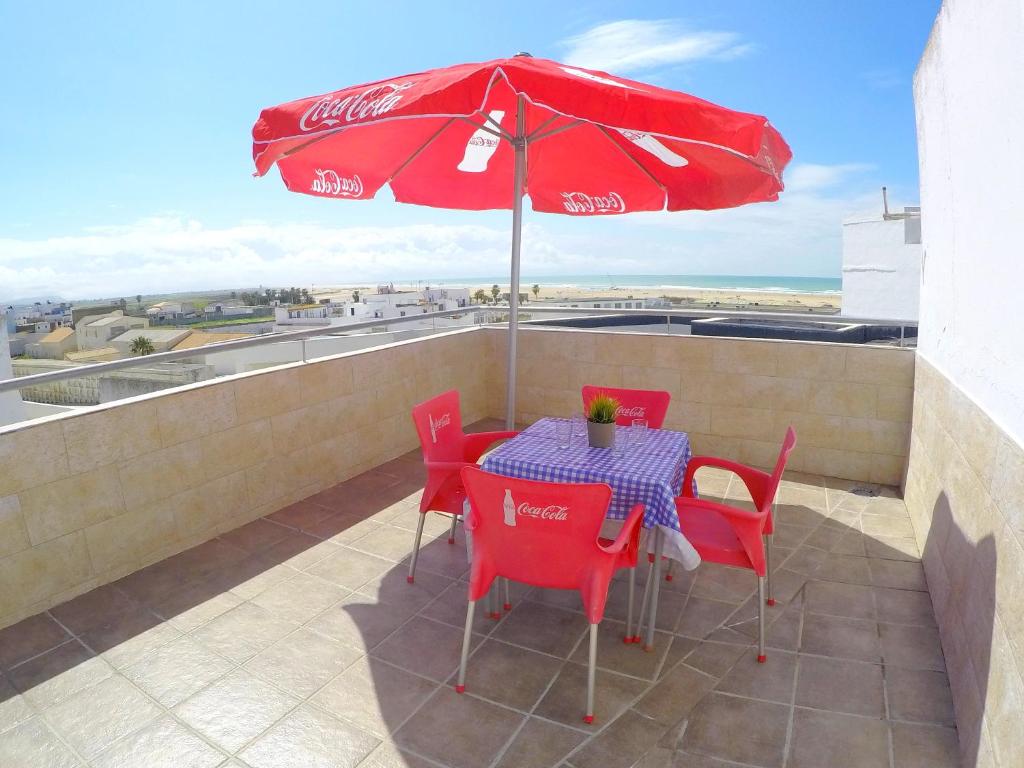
[25, 327, 77, 359]
[274, 304, 329, 324]
[202, 302, 255, 318]
[146, 301, 196, 322]
[109, 328, 191, 355]
[171, 331, 254, 351]
[75, 311, 149, 351]
[65, 346, 121, 362]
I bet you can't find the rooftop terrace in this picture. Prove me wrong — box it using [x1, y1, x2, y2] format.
[0, 424, 955, 768]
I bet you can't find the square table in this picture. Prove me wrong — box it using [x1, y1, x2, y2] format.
[480, 417, 701, 646]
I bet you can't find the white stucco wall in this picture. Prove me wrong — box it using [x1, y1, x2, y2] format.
[841, 216, 922, 322]
[915, 0, 1024, 446]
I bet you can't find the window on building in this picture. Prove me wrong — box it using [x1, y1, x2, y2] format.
[614, 303, 622, 309]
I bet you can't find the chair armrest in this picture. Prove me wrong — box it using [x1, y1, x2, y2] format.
[598, 503, 645, 561]
[463, 430, 519, 462]
[675, 497, 768, 574]
[425, 460, 474, 473]
[682, 455, 772, 507]
[675, 495, 764, 524]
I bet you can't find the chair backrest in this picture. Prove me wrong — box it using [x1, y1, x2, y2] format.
[763, 426, 798, 513]
[411, 390, 465, 462]
[461, 467, 612, 593]
[581, 385, 671, 429]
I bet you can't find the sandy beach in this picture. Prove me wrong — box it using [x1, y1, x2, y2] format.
[319, 282, 841, 314]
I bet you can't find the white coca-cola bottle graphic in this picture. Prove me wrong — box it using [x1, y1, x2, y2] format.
[458, 110, 504, 172]
[503, 489, 517, 527]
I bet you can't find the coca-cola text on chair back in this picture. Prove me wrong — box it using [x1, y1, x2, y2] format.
[461, 467, 612, 596]
[581, 385, 671, 429]
[411, 390, 465, 463]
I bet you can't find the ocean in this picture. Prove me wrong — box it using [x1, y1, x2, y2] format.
[419, 275, 842, 295]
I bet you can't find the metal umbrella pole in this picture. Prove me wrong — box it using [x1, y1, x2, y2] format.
[505, 93, 526, 430]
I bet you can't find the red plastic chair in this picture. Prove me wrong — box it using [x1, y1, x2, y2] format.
[458, 466, 645, 724]
[674, 427, 797, 662]
[409, 391, 518, 585]
[582, 385, 671, 429]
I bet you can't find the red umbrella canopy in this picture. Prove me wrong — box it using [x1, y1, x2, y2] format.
[252, 55, 792, 215]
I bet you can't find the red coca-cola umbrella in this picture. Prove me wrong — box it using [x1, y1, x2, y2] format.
[252, 54, 791, 426]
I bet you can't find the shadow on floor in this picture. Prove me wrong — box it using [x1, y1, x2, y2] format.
[0, 435, 961, 768]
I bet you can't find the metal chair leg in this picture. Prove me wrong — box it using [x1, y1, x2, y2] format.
[624, 568, 636, 643]
[644, 528, 664, 651]
[407, 513, 427, 583]
[633, 561, 653, 643]
[757, 575, 766, 663]
[448, 514, 458, 545]
[584, 623, 598, 724]
[765, 533, 775, 606]
[455, 600, 476, 692]
[665, 559, 674, 582]
[503, 577, 512, 612]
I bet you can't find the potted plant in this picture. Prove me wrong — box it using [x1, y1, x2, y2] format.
[586, 394, 619, 448]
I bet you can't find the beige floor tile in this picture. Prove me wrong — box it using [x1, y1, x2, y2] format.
[217, 519, 292, 555]
[357, 568, 454, 615]
[569, 621, 672, 680]
[873, 588, 936, 626]
[891, 722, 960, 768]
[372, 616, 480, 683]
[800, 614, 881, 663]
[464, 638, 563, 710]
[682, 641, 748, 679]
[250, 571, 348, 625]
[865, 536, 920, 562]
[266, 499, 337, 532]
[492, 601, 589, 658]
[0, 675, 35, 734]
[311, 657, 437, 739]
[0, 716, 83, 768]
[190, 602, 297, 664]
[795, 656, 884, 717]
[238, 704, 379, 768]
[91, 715, 224, 768]
[43, 675, 162, 759]
[306, 547, 394, 590]
[572, 709, 669, 768]
[494, 717, 586, 768]
[803, 580, 875, 620]
[869, 559, 928, 591]
[49, 585, 140, 636]
[173, 669, 297, 754]
[534, 662, 648, 729]
[0, 614, 71, 671]
[306, 595, 416, 652]
[681, 692, 789, 767]
[245, 627, 362, 698]
[349, 524, 421, 563]
[886, 667, 955, 725]
[396, 687, 525, 768]
[150, 578, 244, 633]
[715, 651, 797, 704]
[634, 663, 716, 726]
[675, 596, 737, 639]
[123, 635, 233, 707]
[8, 640, 114, 710]
[815, 554, 873, 585]
[879, 623, 945, 671]
[788, 707, 890, 768]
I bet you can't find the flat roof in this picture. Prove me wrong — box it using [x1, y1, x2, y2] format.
[172, 331, 254, 351]
[41, 327, 74, 343]
[109, 328, 190, 343]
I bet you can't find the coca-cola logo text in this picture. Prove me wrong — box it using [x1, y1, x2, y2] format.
[616, 405, 646, 418]
[311, 169, 364, 197]
[429, 412, 451, 444]
[299, 81, 414, 131]
[517, 502, 569, 521]
[467, 135, 499, 148]
[561, 191, 626, 214]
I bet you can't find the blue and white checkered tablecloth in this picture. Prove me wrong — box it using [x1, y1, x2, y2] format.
[481, 417, 696, 538]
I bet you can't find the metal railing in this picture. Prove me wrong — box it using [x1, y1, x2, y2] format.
[0, 304, 916, 395]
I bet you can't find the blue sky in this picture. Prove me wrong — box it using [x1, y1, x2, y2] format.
[0, 0, 940, 299]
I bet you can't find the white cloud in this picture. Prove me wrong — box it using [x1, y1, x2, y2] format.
[560, 19, 752, 74]
[784, 163, 874, 194]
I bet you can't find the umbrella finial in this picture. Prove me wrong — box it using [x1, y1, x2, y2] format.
[514, 51, 533, 58]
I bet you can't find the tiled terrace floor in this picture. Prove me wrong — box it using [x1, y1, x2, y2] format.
[0, 422, 958, 768]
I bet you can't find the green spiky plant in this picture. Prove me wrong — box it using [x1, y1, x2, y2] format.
[586, 394, 620, 424]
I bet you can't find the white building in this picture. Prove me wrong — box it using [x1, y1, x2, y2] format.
[0, 311, 26, 426]
[841, 205, 923, 322]
[109, 327, 191, 355]
[274, 304, 330, 325]
[146, 301, 196, 322]
[203, 302, 256, 318]
[76, 311, 149, 351]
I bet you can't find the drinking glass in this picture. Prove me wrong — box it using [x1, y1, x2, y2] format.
[555, 419, 572, 449]
[612, 425, 629, 456]
[631, 418, 649, 446]
[571, 412, 587, 440]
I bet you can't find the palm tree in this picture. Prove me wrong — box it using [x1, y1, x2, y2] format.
[473, 289, 487, 304]
[531, 283, 540, 301]
[490, 284, 501, 303]
[352, 290, 361, 303]
[129, 336, 155, 356]
[135, 294, 142, 308]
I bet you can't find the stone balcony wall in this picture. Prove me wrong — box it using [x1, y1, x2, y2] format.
[0, 328, 490, 630]
[903, 357, 1024, 766]
[487, 327, 915, 485]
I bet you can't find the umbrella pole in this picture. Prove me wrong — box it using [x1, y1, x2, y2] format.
[505, 94, 526, 430]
